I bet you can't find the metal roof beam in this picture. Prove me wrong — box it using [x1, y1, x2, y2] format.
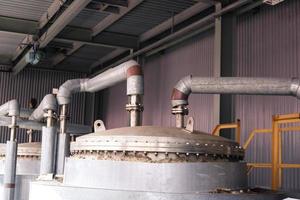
[92, 0, 143, 36]
[140, 1, 212, 42]
[12, 0, 93, 75]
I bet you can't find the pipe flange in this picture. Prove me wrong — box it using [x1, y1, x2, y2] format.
[125, 103, 144, 112]
[171, 106, 188, 115]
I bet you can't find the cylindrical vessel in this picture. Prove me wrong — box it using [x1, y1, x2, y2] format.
[40, 127, 56, 175]
[3, 141, 17, 200]
[0, 142, 40, 200]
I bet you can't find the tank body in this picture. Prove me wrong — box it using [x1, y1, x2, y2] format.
[0, 142, 40, 200]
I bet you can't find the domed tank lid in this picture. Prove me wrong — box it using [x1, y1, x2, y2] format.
[71, 122, 244, 162]
[0, 142, 41, 158]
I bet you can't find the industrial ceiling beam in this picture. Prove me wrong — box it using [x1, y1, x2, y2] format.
[90, 1, 212, 71]
[139, 1, 212, 42]
[86, 0, 142, 70]
[92, 0, 143, 36]
[12, 0, 93, 75]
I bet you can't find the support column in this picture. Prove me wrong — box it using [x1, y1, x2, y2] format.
[56, 104, 69, 175]
[3, 116, 17, 200]
[220, 11, 237, 139]
[213, 3, 222, 127]
[40, 109, 56, 177]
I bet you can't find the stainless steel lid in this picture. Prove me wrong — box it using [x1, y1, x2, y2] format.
[71, 126, 244, 162]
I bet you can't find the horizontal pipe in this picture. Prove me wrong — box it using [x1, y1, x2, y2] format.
[29, 94, 57, 121]
[171, 76, 300, 107]
[19, 108, 34, 119]
[0, 100, 20, 117]
[57, 60, 143, 105]
[0, 116, 91, 135]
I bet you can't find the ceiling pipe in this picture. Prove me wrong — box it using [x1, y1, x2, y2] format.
[56, 59, 144, 175]
[171, 76, 300, 128]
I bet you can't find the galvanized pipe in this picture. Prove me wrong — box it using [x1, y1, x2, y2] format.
[171, 76, 300, 125]
[29, 94, 57, 122]
[0, 115, 91, 134]
[56, 104, 68, 175]
[55, 60, 144, 174]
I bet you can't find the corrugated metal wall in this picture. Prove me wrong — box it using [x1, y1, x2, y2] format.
[102, 30, 215, 133]
[0, 68, 86, 143]
[236, 0, 300, 190]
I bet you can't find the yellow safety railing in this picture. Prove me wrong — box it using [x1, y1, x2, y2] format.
[212, 119, 241, 143]
[243, 113, 300, 191]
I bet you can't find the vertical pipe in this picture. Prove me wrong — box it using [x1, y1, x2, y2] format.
[47, 110, 53, 127]
[175, 114, 184, 128]
[56, 104, 69, 175]
[271, 116, 280, 190]
[126, 95, 143, 127]
[3, 116, 17, 200]
[236, 119, 241, 143]
[40, 126, 56, 176]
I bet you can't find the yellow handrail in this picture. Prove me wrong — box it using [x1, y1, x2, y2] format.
[212, 119, 241, 143]
[244, 113, 300, 191]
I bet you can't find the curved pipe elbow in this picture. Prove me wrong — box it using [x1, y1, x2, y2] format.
[57, 60, 143, 106]
[171, 75, 192, 107]
[57, 78, 89, 105]
[290, 78, 300, 99]
[29, 94, 57, 121]
[0, 99, 20, 117]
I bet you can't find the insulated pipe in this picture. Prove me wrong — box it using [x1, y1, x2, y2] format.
[2, 100, 20, 200]
[29, 94, 57, 122]
[0, 116, 92, 134]
[0, 100, 19, 117]
[40, 126, 56, 176]
[29, 94, 57, 177]
[55, 60, 143, 175]
[171, 76, 300, 128]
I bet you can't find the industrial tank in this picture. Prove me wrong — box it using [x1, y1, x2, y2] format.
[0, 142, 40, 200]
[68, 125, 246, 193]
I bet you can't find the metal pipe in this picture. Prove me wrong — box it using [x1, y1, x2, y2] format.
[56, 104, 67, 175]
[40, 126, 56, 176]
[0, 100, 19, 117]
[9, 116, 16, 142]
[0, 115, 92, 134]
[126, 95, 143, 127]
[171, 76, 300, 125]
[29, 94, 57, 122]
[47, 110, 54, 127]
[56, 60, 144, 174]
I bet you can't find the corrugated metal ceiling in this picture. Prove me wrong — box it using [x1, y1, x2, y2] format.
[106, 0, 197, 36]
[57, 44, 115, 72]
[0, 0, 53, 21]
[69, 9, 110, 29]
[0, 31, 24, 59]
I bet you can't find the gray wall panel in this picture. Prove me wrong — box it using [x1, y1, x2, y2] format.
[102, 31, 215, 133]
[0, 68, 86, 143]
[236, 0, 300, 190]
